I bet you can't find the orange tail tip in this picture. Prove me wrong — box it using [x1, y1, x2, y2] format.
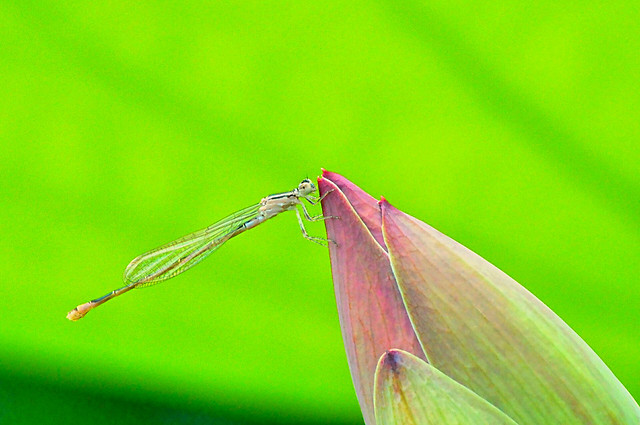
[67, 302, 92, 321]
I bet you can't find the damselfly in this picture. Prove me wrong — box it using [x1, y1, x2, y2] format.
[67, 179, 332, 321]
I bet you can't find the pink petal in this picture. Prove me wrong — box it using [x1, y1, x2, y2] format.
[319, 171, 424, 425]
[381, 199, 640, 424]
[320, 169, 386, 250]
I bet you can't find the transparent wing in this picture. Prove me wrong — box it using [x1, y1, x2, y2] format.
[123, 203, 262, 287]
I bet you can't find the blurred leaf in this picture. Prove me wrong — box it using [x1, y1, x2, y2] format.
[1, 0, 638, 422]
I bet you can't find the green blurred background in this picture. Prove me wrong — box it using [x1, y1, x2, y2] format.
[1, 1, 638, 423]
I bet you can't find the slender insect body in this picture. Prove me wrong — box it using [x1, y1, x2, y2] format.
[241, 214, 266, 231]
[67, 178, 334, 321]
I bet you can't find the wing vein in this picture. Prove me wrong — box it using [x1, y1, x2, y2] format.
[123, 203, 262, 287]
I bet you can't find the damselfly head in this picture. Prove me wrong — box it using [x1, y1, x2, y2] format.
[298, 178, 316, 196]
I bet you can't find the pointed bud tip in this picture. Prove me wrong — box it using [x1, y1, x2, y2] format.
[321, 169, 347, 184]
[378, 196, 397, 212]
[381, 349, 404, 373]
[379, 197, 403, 217]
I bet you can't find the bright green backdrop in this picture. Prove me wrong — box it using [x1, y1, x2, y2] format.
[1, 1, 638, 424]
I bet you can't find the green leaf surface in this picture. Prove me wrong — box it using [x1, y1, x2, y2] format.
[1, 0, 638, 422]
[374, 349, 519, 425]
